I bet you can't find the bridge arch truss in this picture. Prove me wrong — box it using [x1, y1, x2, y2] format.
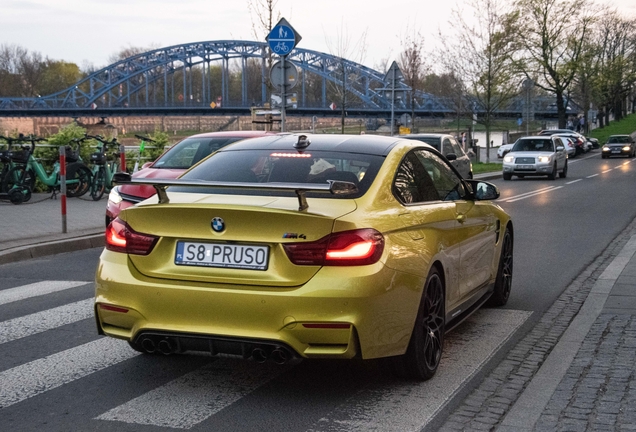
[0, 40, 450, 113]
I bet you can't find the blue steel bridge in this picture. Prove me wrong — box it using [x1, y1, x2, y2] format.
[0, 40, 568, 118]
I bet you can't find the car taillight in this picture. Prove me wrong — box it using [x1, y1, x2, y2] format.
[283, 229, 384, 266]
[105, 218, 158, 255]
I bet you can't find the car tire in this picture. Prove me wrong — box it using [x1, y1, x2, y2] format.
[548, 163, 557, 180]
[385, 266, 445, 381]
[559, 161, 568, 178]
[487, 226, 513, 307]
[503, 173, 512, 181]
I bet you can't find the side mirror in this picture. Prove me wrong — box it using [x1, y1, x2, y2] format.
[112, 172, 132, 184]
[465, 180, 500, 200]
[556, 146, 564, 152]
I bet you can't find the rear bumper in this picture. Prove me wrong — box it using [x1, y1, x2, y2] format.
[95, 250, 424, 360]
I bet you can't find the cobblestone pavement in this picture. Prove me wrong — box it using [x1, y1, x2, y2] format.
[437, 216, 636, 432]
[535, 314, 636, 431]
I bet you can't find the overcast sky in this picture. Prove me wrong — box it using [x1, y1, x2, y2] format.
[2, 0, 636, 71]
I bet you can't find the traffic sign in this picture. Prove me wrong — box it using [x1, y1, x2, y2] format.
[267, 18, 301, 56]
[384, 61, 404, 84]
[269, 60, 298, 89]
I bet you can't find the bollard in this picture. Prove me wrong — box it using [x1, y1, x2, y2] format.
[59, 146, 67, 233]
[119, 144, 127, 173]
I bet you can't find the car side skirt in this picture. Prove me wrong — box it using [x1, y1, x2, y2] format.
[445, 282, 494, 333]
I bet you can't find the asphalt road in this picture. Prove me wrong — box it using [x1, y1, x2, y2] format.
[2, 149, 636, 431]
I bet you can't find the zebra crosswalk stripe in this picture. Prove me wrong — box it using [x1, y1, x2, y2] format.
[0, 281, 89, 306]
[0, 298, 94, 344]
[0, 337, 139, 409]
[96, 358, 289, 429]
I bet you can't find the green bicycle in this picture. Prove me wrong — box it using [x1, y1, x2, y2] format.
[81, 134, 121, 201]
[2, 136, 92, 204]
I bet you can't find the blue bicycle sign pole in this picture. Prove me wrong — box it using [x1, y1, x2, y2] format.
[267, 18, 301, 133]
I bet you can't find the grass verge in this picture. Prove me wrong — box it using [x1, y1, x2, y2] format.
[473, 162, 502, 174]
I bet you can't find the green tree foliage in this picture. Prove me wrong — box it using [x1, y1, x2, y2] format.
[39, 60, 83, 96]
[514, 0, 595, 129]
[589, 10, 636, 126]
[440, 0, 521, 161]
[0, 44, 83, 97]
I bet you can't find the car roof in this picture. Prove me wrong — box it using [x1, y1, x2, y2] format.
[184, 130, 276, 139]
[400, 133, 452, 139]
[518, 136, 552, 140]
[218, 133, 405, 156]
[539, 129, 571, 135]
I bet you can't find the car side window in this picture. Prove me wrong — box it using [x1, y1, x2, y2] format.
[442, 138, 454, 155]
[449, 138, 464, 155]
[414, 150, 466, 201]
[393, 151, 441, 204]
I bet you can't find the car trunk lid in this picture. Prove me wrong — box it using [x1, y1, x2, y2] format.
[123, 192, 357, 287]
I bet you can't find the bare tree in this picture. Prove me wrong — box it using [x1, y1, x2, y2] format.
[514, 0, 595, 129]
[247, 0, 280, 41]
[108, 44, 160, 64]
[397, 29, 429, 133]
[325, 20, 368, 133]
[440, 0, 520, 161]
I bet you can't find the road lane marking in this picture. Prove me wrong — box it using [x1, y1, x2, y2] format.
[587, 174, 599, 178]
[566, 179, 582, 185]
[602, 169, 613, 173]
[96, 358, 289, 429]
[0, 281, 88, 306]
[0, 298, 93, 344]
[503, 186, 563, 203]
[0, 338, 139, 408]
[306, 308, 532, 432]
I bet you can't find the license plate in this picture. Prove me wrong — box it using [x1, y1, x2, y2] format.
[175, 241, 269, 270]
[611, 150, 620, 153]
[517, 164, 534, 169]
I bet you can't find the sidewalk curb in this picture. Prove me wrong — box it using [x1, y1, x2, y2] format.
[0, 233, 104, 265]
[496, 234, 636, 431]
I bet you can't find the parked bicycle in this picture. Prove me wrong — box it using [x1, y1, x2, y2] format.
[78, 134, 121, 201]
[0, 135, 35, 193]
[1, 136, 92, 204]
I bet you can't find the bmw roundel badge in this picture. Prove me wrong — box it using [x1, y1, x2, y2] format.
[211, 217, 225, 232]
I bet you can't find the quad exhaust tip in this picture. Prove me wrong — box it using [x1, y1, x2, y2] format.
[137, 334, 295, 364]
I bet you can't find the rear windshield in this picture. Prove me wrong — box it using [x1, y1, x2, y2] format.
[404, 137, 441, 150]
[153, 137, 247, 169]
[176, 149, 384, 198]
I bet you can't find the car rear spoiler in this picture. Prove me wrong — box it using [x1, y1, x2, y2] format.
[112, 172, 358, 211]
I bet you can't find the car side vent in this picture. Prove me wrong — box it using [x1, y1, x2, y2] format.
[495, 220, 501, 243]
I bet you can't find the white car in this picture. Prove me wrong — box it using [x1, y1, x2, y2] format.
[497, 144, 514, 158]
[553, 135, 577, 157]
[503, 136, 568, 180]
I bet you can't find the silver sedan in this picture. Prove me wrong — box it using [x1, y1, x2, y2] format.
[502, 136, 568, 180]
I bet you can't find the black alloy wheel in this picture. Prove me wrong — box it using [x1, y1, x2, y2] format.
[487, 227, 513, 307]
[386, 267, 445, 381]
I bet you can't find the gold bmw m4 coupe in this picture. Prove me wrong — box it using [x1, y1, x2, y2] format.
[95, 133, 513, 381]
